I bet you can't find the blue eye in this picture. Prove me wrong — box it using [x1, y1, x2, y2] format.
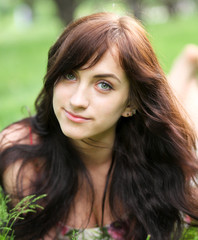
[64, 72, 76, 81]
[97, 81, 113, 91]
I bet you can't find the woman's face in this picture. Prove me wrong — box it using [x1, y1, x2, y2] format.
[53, 49, 131, 143]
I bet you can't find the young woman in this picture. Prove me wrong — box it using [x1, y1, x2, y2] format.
[0, 12, 198, 240]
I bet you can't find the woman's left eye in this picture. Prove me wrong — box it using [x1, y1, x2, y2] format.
[97, 81, 113, 91]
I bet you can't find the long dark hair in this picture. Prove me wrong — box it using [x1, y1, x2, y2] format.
[1, 12, 198, 240]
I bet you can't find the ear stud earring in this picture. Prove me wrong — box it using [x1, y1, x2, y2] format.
[126, 109, 136, 117]
[132, 109, 136, 115]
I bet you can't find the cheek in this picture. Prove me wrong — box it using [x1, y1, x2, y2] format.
[52, 89, 58, 111]
[52, 87, 64, 115]
[53, 84, 67, 106]
[97, 97, 127, 119]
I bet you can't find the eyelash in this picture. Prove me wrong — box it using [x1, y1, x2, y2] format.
[63, 72, 77, 81]
[96, 81, 113, 91]
[62, 73, 113, 92]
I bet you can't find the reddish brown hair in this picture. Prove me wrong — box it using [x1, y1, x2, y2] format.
[1, 12, 198, 240]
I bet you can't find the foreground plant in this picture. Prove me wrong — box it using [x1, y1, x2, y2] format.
[0, 186, 46, 240]
[1, 185, 198, 240]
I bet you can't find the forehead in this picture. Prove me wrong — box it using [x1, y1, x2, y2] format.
[81, 48, 127, 81]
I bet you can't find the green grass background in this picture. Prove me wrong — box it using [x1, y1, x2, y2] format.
[0, 1, 198, 130]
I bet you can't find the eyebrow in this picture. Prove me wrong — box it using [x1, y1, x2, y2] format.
[93, 74, 121, 83]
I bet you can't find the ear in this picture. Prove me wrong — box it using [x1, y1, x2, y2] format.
[122, 104, 136, 117]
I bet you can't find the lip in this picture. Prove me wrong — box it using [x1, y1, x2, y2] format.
[64, 110, 91, 123]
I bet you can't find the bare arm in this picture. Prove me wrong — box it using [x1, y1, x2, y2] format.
[0, 123, 36, 197]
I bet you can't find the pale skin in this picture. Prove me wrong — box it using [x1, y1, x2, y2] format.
[1, 44, 198, 238]
[2, 44, 198, 238]
[0, 48, 134, 235]
[53, 49, 133, 228]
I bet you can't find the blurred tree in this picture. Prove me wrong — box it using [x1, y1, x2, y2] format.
[20, 0, 76, 24]
[52, 0, 77, 24]
[125, 0, 144, 19]
[161, 0, 178, 16]
[23, 0, 35, 19]
[24, 0, 34, 13]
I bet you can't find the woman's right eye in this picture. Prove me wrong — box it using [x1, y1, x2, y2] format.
[63, 72, 77, 81]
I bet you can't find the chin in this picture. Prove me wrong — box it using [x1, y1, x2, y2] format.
[61, 129, 88, 140]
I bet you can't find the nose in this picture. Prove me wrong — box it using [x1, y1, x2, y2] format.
[70, 84, 89, 110]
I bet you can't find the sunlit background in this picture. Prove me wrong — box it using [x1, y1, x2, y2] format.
[0, 0, 198, 130]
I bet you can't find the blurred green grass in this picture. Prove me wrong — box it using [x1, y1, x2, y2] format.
[146, 14, 198, 73]
[0, 9, 198, 130]
[0, 26, 61, 130]
[0, 3, 62, 130]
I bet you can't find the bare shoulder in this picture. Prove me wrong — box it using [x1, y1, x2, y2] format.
[0, 122, 29, 149]
[0, 121, 39, 197]
[0, 121, 38, 150]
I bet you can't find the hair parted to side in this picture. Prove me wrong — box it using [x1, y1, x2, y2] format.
[35, 12, 156, 130]
[1, 12, 198, 240]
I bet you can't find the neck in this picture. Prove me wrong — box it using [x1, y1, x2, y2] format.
[70, 134, 115, 170]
